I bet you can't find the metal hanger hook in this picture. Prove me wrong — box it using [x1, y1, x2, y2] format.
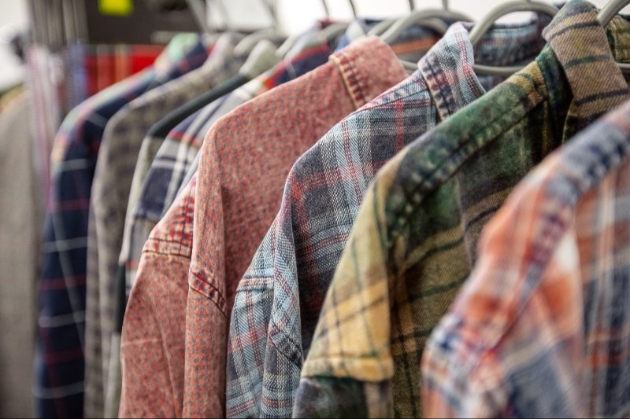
[185, 0, 209, 32]
[320, 0, 330, 18]
[263, 0, 279, 27]
[408, 0, 415, 11]
[348, 0, 358, 18]
[442, 0, 449, 11]
[598, 0, 630, 27]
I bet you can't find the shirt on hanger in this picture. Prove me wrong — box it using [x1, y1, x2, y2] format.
[123, 41, 279, 244]
[185, 35, 412, 419]
[101, 45, 279, 410]
[0, 89, 39, 419]
[293, 1, 630, 417]
[84, 33, 237, 419]
[36, 33, 208, 419]
[119, 40, 279, 298]
[120, 74, 265, 299]
[118, 26, 333, 303]
[119, 41, 332, 418]
[226, 16, 550, 419]
[169, 23, 347, 203]
[423, 96, 630, 418]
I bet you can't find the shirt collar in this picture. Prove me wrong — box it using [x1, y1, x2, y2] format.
[419, 17, 551, 121]
[329, 36, 408, 109]
[543, 0, 630, 126]
[152, 33, 210, 84]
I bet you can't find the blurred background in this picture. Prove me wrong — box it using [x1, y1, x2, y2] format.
[0, 0, 622, 89]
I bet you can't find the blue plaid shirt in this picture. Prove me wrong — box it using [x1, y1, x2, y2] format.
[35, 34, 209, 418]
[226, 18, 550, 418]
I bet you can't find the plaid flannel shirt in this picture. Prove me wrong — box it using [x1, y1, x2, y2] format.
[122, 78, 250, 296]
[183, 36, 410, 419]
[422, 97, 630, 418]
[35, 33, 208, 419]
[84, 34, 245, 418]
[294, 2, 630, 417]
[226, 18, 551, 419]
[119, 40, 280, 298]
[119, 42, 333, 418]
[118, 28, 324, 298]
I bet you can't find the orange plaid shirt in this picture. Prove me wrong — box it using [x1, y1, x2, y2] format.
[422, 98, 630, 417]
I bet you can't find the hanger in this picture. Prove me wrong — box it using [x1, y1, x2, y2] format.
[315, 0, 350, 47]
[277, 0, 351, 58]
[185, 0, 209, 33]
[381, 8, 472, 45]
[234, 0, 286, 56]
[598, 0, 630, 73]
[320, 0, 330, 19]
[377, 4, 471, 72]
[348, 0, 358, 19]
[367, 19, 396, 37]
[321, 22, 351, 42]
[368, 0, 450, 38]
[265, 0, 279, 28]
[234, 28, 286, 56]
[468, 0, 558, 76]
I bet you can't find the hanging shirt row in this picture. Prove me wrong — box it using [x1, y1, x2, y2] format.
[25, 0, 630, 417]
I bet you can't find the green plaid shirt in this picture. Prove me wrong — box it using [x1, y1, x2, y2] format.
[293, 1, 630, 417]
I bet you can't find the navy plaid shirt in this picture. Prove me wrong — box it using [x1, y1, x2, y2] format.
[35, 34, 209, 418]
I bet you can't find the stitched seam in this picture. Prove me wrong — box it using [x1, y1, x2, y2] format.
[190, 271, 227, 312]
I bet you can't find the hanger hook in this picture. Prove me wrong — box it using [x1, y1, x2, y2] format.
[320, 0, 330, 18]
[442, 0, 449, 11]
[408, 0, 415, 11]
[185, 0, 209, 32]
[348, 0, 358, 18]
[263, 0, 279, 27]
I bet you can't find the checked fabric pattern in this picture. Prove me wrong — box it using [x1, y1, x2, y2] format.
[121, 74, 256, 297]
[226, 17, 551, 419]
[36, 33, 208, 419]
[84, 34, 246, 418]
[423, 97, 630, 418]
[294, 1, 630, 417]
[84, 33, 245, 418]
[118, 37, 280, 297]
[184, 36, 410, 419]
[119, 40, 334, 417]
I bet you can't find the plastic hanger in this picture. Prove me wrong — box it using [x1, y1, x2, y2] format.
[185, 0, 209, 33]
[235, 28, 286, 57]
[348, 0, 358, 19]
[381, 7, 472, 45]
[468, 0, 558, 76]
[277, 0, 330, 58]
[598, 0, 628, 24]
[318, 0, 350, 41]
[277, 0, 351, 57]
[378, 2, 471, 73]
[320, 0, 331, 18]
[234, 0, 286, 56]
[598, 0, 630, 73]
[321, 22, 351, 42]
[367, 18, 397, 37]
[367, 0, 450, 38]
